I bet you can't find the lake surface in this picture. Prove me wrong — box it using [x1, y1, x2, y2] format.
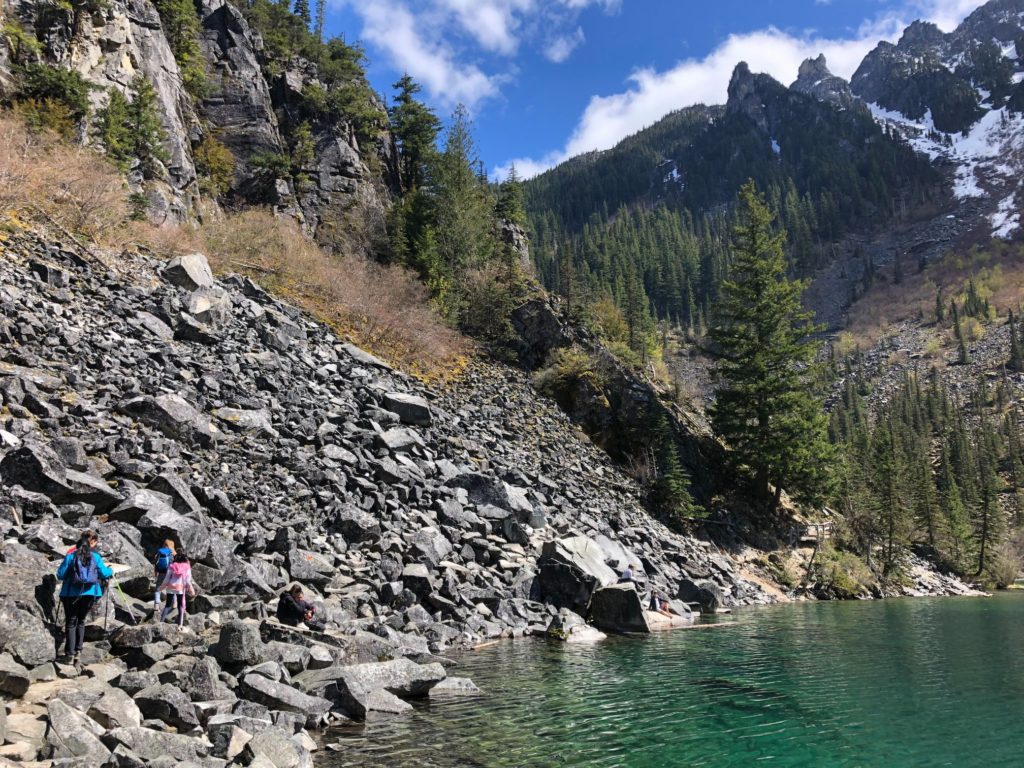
[324, 593, 1024, 767]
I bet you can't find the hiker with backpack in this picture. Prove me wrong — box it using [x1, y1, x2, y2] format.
[56, 531, 113, 662]
[158, 552, 196, 626]
[153, 539, 176, 616]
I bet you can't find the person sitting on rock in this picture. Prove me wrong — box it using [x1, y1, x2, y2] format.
[277, 584, 324, 630]
[649, 590, 675, 618]
[158, 552, 196, 627]
[618, 563, 639, 584]
[153, 539, 176, 616]
[56, 531, 113, 663]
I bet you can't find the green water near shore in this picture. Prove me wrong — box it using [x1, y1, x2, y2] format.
[325, 593, 1024, 767]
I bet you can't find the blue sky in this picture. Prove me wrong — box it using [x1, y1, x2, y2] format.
[323, 1, 987, 178]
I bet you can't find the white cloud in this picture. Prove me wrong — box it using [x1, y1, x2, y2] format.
[438, 0, 535, 55]
[355, 0, 500, 109]
[501, 0, 989, 178]
[340, 0, 613, 110]
[913, 0, 987, 31]
[545, 27, 585, 63]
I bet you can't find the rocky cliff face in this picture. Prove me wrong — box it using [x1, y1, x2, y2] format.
[790, 55, 856, 110]
[0, 0, 396, 243]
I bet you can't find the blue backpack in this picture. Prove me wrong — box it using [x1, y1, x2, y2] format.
[70, 553, 99, 587]
[155, 547, 173, 572]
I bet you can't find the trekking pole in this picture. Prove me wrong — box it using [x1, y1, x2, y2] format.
[104, 583, 110, 633]
[112, 580, 138, 626]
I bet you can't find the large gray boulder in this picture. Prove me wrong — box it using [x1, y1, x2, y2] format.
[535, 536, 617, 614]
[162, 253, 215, 291]
[677, 578, 727, 613]
[0, 652, 31, 696]
[133, 683, 200, 731]
[330, 505, 381, 543]
[0, 442, 121, 511]
[588, 583, 649, 633]
[238, 673, 332, 724]
[242, 726, 314, 768]
[119, 394, 221, 448]
[546, 608, 606, 644]
[330, 658, 445, 719]
[217, 621, 266, 666]
[0, 600, 56, 668]
[45, 698, 110, 760]
[102, 726, 210, 762]
[382, 392, 432, 426]
[87, 688, 143, 729]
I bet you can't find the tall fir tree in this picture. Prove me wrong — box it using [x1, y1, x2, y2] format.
[293, 0, 311, 28]
[709, 180, 834, 511]
[389, 75, 441, 192]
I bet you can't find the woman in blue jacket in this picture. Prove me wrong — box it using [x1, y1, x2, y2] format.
[56, 531, 113, 661]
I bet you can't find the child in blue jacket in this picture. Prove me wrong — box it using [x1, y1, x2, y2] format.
[56, 531, 114, 661]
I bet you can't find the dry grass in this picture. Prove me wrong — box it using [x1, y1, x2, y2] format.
[0, 116, 128, 242]
[0, 113, 469, 380]
[846, 240, 1024, 349]
[202, 211, 470, 379]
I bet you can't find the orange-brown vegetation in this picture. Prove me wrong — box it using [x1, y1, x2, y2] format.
[0, 115, 128, 242]
[0, 114, 469, 380]
[202, 211, 470, 379]
[845, 239, 1024, 350]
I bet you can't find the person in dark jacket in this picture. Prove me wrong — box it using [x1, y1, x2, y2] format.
[56, 531, 114, 661]
[276, 584, 323, 630]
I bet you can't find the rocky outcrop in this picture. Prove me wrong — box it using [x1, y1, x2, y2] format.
[790, 55, 856, 109]
[1, 0, 397, 238]
[197, 0, 284, 187]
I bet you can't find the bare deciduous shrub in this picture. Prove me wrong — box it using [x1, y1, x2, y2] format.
[0, 116, 128, 242]
[202, 210, 469, 378]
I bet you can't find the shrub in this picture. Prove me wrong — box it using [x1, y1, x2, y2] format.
[986, 543, 1020, 589]
[202, 210, 468, 378]
[533, 347, 603, 398]
[95, 78, 168, 177]
[811, 544, 876, 599]
[15, 63, 92, 126]
[0, 114, 129, 241]
[457, 267, 520, 362]
[13, 98, 77, 139]
[2, 22, 43, 64]
[194, 133, 235, 198]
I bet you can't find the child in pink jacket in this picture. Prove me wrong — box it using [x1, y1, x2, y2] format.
[159, 552, 197, 626]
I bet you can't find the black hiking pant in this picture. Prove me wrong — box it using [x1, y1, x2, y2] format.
[62, 596, 96, 655]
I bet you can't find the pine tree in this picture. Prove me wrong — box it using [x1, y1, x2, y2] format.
[434, 105, 496, 268]
[495, 164, 526, 226]
[649, 413, 698, 521]
[96, 78, 168, 178]
[953, 302, 970, 365]
[1009, 310, 1023, 370]
[709, 180, 834, 511]
[293, 0, 311, 28]
[314, 0, 326, 41]
[389, 75, 440, 192]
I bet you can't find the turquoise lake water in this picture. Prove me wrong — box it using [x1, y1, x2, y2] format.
[325, 593, 1024, 767]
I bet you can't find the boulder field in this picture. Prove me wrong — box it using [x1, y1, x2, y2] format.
[0, 226, 777, 765]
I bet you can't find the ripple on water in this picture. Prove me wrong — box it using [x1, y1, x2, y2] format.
[323, 594, 1024, 768]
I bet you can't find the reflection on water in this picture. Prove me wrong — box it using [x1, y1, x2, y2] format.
[323, 594, 1024, 768]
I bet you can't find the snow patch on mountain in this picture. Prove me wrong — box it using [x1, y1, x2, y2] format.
[868, 101, 1024, 235]
[991, 191, 1021, 238]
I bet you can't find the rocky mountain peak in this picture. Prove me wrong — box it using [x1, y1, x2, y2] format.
[791, 54, 855, 108]
[898, 19, 946, 49]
